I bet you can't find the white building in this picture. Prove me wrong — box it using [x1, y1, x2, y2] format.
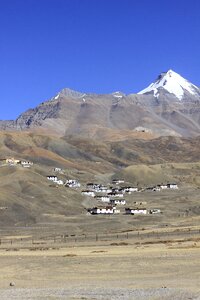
[89, 206, 116, 215]
[159, 184, 168, 189]
[149, 209, 161, 214]
[56, 179, 64, 185]
[47, 176, 64, 185]
[81, 190, 95, 197]
[121, 186, 138, 193]
[47, 176, 58, 182]
[94, 186, 109, 193]
[53, 167, 62, 172]
[125, 207, 147, 215]
[110, 199, 126, 205]
[21, 161, 33, 167]
[95, 196, 110, 203]
[112, 179, 125, 185]
[107, 192, 124, 198]
[167, 183, 178, 189]
[65, 179, 81, 188]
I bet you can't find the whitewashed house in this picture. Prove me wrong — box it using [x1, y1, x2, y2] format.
[21, 161, 33, 168]
[47, 176, 63, 185]
[47, 175, 58, 182]
[121, 186, 138, 193]
[53, 167, 62, 172]
[88, 206, 120, 215]
[107, 192, 124, 198]
[56, 179, 64, 185]
[94, 186, 109, 193]
[65, 179, 81, 188]
[6, 158, 20, 165]
[125, 207, 147, 215]
[110, 199, 126, 205]
[112, 179, 125, 185]
[159, 184, 168, 190]
[95, 196, 110, 203]
[81, 190, 95, 197]
[149, 209, 161, 214]
[167, 183, 178, 189]
[105, 188, 112, 194]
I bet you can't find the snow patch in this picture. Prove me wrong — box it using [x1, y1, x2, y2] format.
[112, 91, 124, 98]
[114, 95, 123, 98]
[54, 94, 59, 100]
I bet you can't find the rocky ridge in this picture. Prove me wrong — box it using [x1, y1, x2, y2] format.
[0, 70, 199, 138]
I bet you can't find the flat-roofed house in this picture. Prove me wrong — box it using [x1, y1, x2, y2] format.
[110, 199, 126, 205]
[125, 207, 147, 215]
[167, 183, 178, 189]
[21, 161, 33, 167]
[95, 195, 110, 203]
[81, 190, 95, 197]
[88, 206, 115, 214]
[47, 175, 58, 182]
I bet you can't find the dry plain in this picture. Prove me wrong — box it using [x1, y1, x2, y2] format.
[1, 132, 200, 299]
[0, 236, 200, 299]
[1, 185, 200, 300]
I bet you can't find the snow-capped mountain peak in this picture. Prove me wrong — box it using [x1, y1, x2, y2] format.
[138, 69, 199, 100]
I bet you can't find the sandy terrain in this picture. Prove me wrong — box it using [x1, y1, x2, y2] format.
[0, 237, 200, 299]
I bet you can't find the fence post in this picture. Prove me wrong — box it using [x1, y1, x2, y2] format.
[96, 234, 98, 242]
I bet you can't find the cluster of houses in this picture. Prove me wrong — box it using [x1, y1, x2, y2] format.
[83, 179, 178, 216]
[46, 175, 81, 188]
[82, 180, 145, 215]
[65, 179, 81, 188]
[88, 204, 161, 215]
[47, 175, 64, 185]
[145, 183, 178, 191]
[81, 180, 138, 201]
[2, 157, 33, 168]
[2, 158, 177, 217]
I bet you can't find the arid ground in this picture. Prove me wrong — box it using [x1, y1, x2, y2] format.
[0, 235, 200, 299]
[1, 131, 200, 299]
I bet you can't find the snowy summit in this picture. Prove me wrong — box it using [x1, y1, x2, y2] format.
[138, 70, 199, 100]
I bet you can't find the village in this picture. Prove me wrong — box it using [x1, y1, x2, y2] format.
[1, 157, 179, 216]
[45, 167, 178, 216]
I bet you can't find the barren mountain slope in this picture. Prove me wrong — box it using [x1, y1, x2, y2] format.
[0, 70, 200, 137]
[0, 130, 200, 227]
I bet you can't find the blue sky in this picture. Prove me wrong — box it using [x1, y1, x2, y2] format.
[0, 0, 200, 119]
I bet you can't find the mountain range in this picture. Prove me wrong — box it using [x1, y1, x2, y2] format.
[0, 70, 200, 139]
[0, 70, 200, 226]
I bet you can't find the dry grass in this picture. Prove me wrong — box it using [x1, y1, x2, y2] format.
[0, 239, 200, 293]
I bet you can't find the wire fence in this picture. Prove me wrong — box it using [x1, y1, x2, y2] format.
[0, 227, 200, 249]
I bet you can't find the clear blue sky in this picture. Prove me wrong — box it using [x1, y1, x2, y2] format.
[0, 0, 200, 119]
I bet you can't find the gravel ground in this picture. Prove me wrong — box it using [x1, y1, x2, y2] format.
[0, 287, 199, 300]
